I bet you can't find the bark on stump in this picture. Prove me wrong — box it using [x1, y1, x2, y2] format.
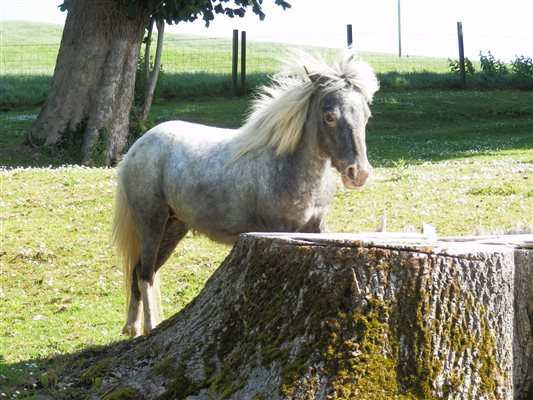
[58, 233, 532, 400]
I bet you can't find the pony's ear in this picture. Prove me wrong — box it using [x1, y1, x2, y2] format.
[303, 66, 322, 84]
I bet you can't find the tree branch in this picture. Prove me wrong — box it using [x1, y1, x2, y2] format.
[141, 19, 164, 120]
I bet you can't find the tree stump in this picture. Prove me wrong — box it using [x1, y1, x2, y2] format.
[57, 233, 532, 400]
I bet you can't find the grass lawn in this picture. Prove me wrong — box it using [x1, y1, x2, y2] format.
[1, 88, 532, 398]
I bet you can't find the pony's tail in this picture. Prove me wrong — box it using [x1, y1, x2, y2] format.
[111, 174, 163, 327]
[112, 175, 140, 320]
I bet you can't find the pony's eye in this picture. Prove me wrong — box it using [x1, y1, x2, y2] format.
[324, 113, 336, 125]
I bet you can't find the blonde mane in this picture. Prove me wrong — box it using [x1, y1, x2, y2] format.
[231, 50, 379, 161]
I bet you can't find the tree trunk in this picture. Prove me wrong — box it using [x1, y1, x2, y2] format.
[28, 0, 148, 165]
[54, 233, 532, 399]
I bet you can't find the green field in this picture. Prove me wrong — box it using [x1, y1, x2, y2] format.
[1, 21, 533, 399]
[1, 24, 61, 74]
[7, 21, 532, 109]
[0, 21, 462, 110]
[1, 21, 450, 76]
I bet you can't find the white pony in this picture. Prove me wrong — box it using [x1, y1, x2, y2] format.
[113, 51, 379, 337]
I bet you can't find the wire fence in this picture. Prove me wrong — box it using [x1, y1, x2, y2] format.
[158, 36, 233, 74]
[1, 43, 60, 75]
[1, 27, 531, 86]
[243, 31, 457, 74]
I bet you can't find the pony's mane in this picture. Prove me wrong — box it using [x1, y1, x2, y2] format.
[231, 50, 379, 161]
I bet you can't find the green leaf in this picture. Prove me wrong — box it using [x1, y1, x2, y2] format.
[59, 0, 71, 12]
[275, 0, 291, 9]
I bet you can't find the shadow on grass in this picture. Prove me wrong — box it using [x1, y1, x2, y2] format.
[0, 339, 134, 399]
[0, 75, 52, 110]
[4, 70, 532, 111]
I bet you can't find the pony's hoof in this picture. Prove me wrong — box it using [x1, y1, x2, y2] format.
[143, 324, 154, 335]
[122, 324, 141, 338]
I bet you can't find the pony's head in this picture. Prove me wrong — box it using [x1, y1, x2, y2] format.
[303, 53, 379, 188]
[233, 50, 379, 189]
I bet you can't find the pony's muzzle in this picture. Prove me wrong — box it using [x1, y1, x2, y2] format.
[341, 164, 372, 188]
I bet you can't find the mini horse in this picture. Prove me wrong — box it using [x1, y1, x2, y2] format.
[112, 51, 379, 337]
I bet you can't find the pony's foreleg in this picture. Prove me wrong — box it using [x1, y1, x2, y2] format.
[139, 280, 158, 334]
[122, 262, 159, 337]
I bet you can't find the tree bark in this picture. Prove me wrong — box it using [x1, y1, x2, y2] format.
[514, 249, 533, 397]
[54, 233, 532, 399]
[28, 0, 148, 165]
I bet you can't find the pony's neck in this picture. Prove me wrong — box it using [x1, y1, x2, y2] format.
[297, 96, 331, 170]
[283, 121, 332, 180]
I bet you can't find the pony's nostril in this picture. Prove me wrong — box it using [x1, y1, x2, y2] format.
[346, 166, 357, 179]
[342, 165, 371, 188]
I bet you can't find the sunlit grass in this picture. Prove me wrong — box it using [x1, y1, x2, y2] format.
[1, 154, 530, 369]
[0, 167, 228, 395]
[330, 157, 532, 236]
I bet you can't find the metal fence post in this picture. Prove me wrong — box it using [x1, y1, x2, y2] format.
[347, 24, 353, 48]
[397, 0, 402, 57]
[241, 31, 246, 96]
[232, 29, 238, 96]
[457, 22, 466, 88]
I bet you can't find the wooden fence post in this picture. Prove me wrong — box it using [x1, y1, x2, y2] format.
[240, 30, 246, 96]
[457, 21, 466, 88]
[231, 29, 238, 96]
